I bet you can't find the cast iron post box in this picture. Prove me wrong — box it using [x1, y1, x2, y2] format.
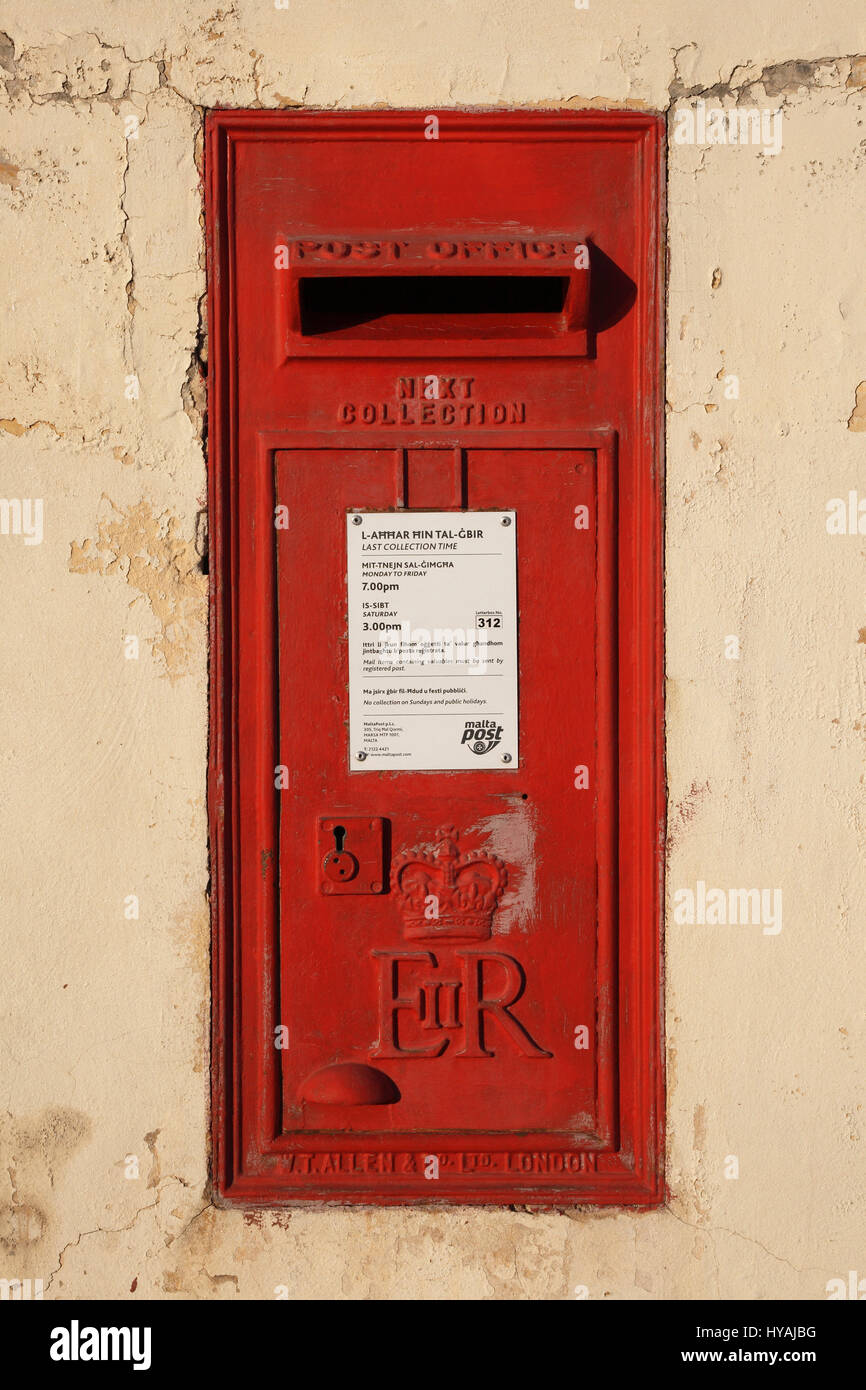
[207, 111, 664, 1205]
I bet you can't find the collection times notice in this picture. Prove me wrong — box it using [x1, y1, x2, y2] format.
[347, 511, 519, 771]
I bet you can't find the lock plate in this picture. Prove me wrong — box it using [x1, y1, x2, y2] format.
[318, 817, 385, 895]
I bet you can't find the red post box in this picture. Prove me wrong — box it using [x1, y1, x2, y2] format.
[207, 111, 665, 1205]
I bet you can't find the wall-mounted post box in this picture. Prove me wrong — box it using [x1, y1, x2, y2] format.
[207, 111, 664, 1206]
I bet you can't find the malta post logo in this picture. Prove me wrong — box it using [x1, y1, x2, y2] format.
[461, 718, 502, 754]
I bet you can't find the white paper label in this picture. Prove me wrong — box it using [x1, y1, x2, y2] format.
[347, 510, 518, 770]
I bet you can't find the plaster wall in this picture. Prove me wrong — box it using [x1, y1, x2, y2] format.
[1, 1, 864, 1299]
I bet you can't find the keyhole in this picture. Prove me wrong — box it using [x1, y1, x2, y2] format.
[332, 825, 346, 853]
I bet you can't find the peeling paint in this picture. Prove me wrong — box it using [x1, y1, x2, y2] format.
[667, 780, 711, 856]
[471, 804, 538, 935]
[848, 382, 866, 431]
[69, 496, 206, 680]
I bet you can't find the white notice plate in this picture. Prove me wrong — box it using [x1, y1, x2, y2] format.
[347, 510, 518, 771]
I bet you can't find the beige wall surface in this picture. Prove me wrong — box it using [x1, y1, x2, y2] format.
[1, 1, 865, 1300]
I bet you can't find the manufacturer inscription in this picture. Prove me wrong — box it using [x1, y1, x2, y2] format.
[281, 1151, 599, 1175]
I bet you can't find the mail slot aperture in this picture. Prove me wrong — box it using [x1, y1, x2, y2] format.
[298, 274, 571, 335]
[208, 110, 665, 1206]
[283, 234, 591, 354]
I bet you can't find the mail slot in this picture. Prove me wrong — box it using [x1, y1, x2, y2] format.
[207, 111, 665, 1205]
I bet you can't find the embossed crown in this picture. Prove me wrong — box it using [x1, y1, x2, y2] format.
[392, 826, 508, 942]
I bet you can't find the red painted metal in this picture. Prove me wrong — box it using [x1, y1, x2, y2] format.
[207, 110, 665, 1206]
[318, 816, 385, 894]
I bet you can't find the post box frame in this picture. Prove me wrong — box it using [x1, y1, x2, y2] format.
[206, 110, 666, 1207]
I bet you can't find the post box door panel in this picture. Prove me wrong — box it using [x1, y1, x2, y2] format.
[275, 445, 615, 1141]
